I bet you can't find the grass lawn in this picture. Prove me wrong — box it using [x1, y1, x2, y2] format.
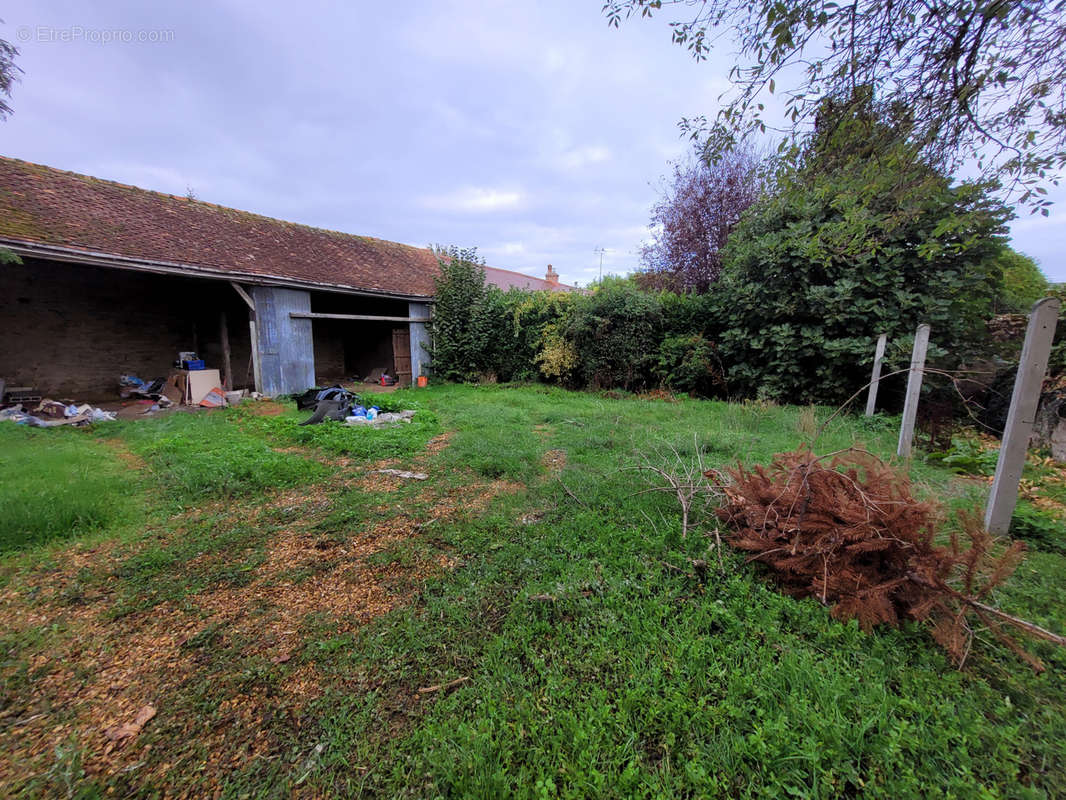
[0, 385, 1063, 798]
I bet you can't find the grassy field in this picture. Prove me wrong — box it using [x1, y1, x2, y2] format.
[0, 385, 1063, 798]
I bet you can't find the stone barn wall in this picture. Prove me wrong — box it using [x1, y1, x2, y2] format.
[0, 257, 253, 401]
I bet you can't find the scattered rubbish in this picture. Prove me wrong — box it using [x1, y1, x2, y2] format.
[104, 705, 157, 744]
[0, 398, 117, 427]
[296, 387, 326, 410]
[162, 375, 185, 405]
[344, 410, 415, 427]
[371, 468, 428, 480]
[120, 375, 170, 402]
[4, 386, 42, 405]
[182, 369, 223, 405]
[199, 387, 226, 408]
[296, 389, 415, 427]
[299, 387, 357, 425]
[224, 390, 245, 406]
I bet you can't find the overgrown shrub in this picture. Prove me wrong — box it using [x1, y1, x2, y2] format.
[654, 333, 725, 396]
[534, 321, 579, 384]
[564, 277, 664, 390]
[716, 101, 1010, 404]
[427, 246, 495, 381]
[485, 289, 574, 382]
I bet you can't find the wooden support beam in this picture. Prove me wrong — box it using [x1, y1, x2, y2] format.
[249, 317, 262, 394]
[219, 311, 232, 391]
[865, 333, 887, 417]
[288, 312, 432, 322]
[230, 281, 255, 311]
[984, 297, 1061, 534]
[897, 323, 930, 459]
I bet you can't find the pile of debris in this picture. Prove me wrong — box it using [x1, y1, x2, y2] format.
[715, 446, 1064, 668]
[0, 398, 116, 427]
[297, 386, 416, 428]
[119, 374, 179, 414]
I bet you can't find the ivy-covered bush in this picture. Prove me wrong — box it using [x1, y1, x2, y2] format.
[654, 333, 726, 396]
[563, 278, 665, 390]
[485, 289, 574, 382]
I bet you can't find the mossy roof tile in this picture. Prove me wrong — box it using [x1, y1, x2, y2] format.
[0, 157, 440, 297]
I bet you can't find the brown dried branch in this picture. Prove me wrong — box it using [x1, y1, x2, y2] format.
[630, 438, 728, 566]
[716, 446, 1058, 669]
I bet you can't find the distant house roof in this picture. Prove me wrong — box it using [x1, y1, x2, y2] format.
[0, 156, 580, 299]
[484, 265, 580, 293]
[0, 156, 440, 299]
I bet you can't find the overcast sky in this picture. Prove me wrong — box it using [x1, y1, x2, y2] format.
[2, 1, 1063, 284]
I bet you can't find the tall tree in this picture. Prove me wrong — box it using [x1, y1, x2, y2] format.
[0, 29, 20, 119]
[994, 248, 1049, 312]
[604, 0, 1066, 209]
[427, 246, 494, 381]
[716, 90, 1012, 403]
[638, 145, 766, 293]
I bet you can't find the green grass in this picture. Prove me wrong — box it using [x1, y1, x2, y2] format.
[270, 385, 1064, 799]
[106, 410, 330, 500]
[926, 431, 1066, 554]
[107, 513, 277, 618]
[233, 393, 441, 460]
[0, 424, 143, 552]
[2, 385, 1064, 798]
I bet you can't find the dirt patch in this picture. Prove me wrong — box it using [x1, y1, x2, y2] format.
[541, 449, 568, 475]
[533, 424, 554, 440]
[347, 460, 409, 493]
[100, 439, 149, 472]
[0, 435, 520, 794]
[245, 400, 288, 416]
[279, 663, 326, 705]
[423, 432, 453, 456]
[638, 389, 680, 403]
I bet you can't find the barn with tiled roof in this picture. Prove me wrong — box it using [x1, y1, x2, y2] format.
[0, 157, 575, 398]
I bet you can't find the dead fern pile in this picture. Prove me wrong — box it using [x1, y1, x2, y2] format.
[715, 447, 1064, 669]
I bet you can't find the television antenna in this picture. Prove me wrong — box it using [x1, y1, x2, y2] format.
[593, 247, 607, 282]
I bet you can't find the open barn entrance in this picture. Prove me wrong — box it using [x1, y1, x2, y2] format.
[307, 291, 417, 387]
[0, 257, 254, 401]
[312, 319, 411, 384]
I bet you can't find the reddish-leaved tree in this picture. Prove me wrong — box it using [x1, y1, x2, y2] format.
[639, 147, 765, 293]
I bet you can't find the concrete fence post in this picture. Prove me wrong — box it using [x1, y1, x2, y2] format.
[984, 297, 1061, 535]
[897, 324, 931, 458]
[865, 333, 888, 417]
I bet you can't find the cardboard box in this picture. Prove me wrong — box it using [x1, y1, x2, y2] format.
[186, 369, 222, 405]
[169, 369, 222, 405]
